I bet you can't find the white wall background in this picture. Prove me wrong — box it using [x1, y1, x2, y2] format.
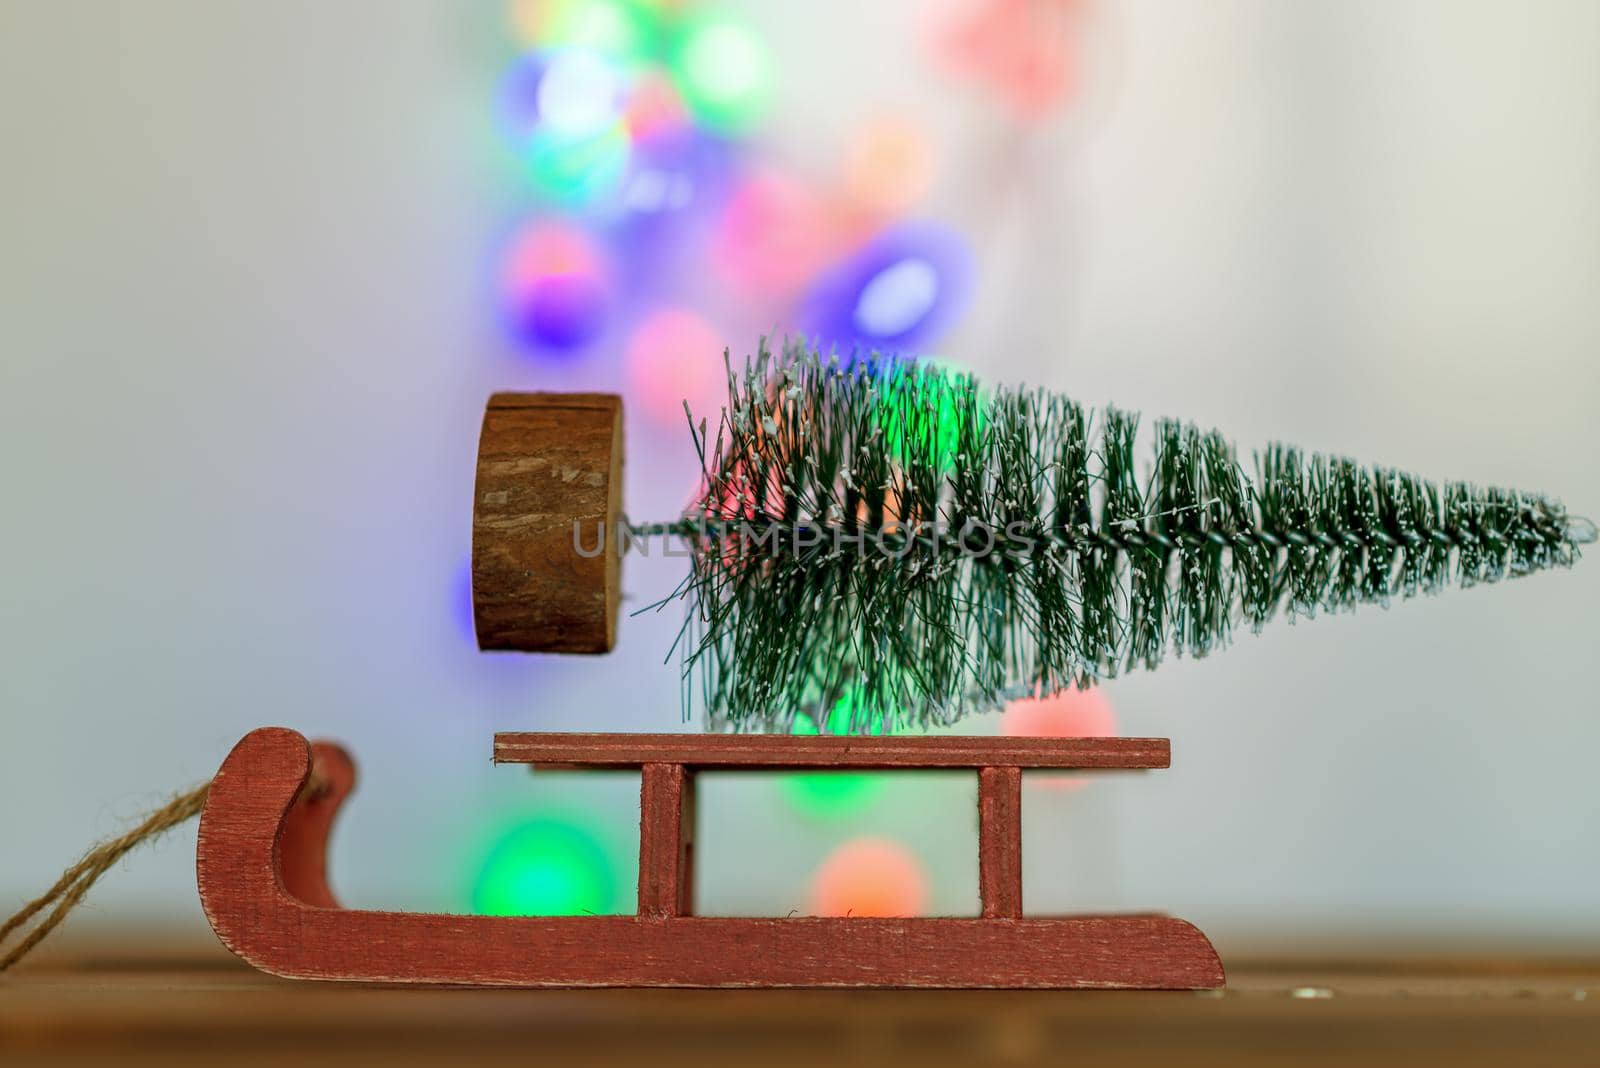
[1, 0, 1596, 954]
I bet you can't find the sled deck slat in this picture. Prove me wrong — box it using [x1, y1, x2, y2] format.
[493, 733, 1168, 770]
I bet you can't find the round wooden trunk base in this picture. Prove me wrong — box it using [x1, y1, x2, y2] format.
[471, 392, 623, 654]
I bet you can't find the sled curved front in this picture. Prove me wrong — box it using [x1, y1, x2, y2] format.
[197, 727, 1224, 989]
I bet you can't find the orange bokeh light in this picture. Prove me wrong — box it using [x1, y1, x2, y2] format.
[843, 114, 934, 221]
[809, 837, 929, 917]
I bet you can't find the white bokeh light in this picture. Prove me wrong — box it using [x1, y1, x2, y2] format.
[536, 50, 622, 138]
[853, 257, 939, 337]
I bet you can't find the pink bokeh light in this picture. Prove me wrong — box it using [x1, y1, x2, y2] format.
[625, 307, 727, 427]
[1000, 686, 1117, 792]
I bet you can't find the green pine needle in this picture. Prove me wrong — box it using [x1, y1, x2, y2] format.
[638, 340, 1590, 733]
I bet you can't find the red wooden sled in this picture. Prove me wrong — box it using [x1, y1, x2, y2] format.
[197, 727, 1224, 988]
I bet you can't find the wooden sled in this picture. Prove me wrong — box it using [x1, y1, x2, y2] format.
[197, 726, 1224, 989]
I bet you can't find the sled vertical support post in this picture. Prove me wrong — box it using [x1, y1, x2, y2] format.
[638, 762, 694, 918]
[978, 765, 1023, 919]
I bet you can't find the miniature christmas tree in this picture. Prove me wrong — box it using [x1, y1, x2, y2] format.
[632, 340, 1591, 733]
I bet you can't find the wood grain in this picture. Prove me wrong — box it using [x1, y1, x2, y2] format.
[196, 728, 1222, 989]
[472, 392, 623, 654]
[495, 733, 1170, 770]
[978, 766, 1023, 919]
[6, 954, 1597, 1068]
[638, 763, 694, 918]
[271, 743, 355, 910]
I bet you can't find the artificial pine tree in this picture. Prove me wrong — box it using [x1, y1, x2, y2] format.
[630, 340, 1592, 733]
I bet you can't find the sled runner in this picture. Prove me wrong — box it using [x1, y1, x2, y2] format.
[196, 726, 1224, 988]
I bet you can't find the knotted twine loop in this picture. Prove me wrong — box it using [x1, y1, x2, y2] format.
[0, 772, 328, 973]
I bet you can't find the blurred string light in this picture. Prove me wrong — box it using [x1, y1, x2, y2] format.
[525, 124, 632, 205]
[473, 818, 619, 915]
[712, 169, 836, 301]
[610, 128, 738, 283]
[625, 307, 726, 425]
[509, 0, 660, 66]
[623, 70, 691, 141]
[782, 687, 888, 818]
[670, 8, 772, 134]
[537, 49, 627, 138]
[491, 2, 975, 369]
[809, 838, 928, 917]
[842, 114, 935, 223]
[497, 219, 613, 351]
[498, 52, 633, 205]
[931, 0, 1086, 121]
[622, 136, 704, 216]
[1000, 686, 1117, 791]
[800, 222, 974, 355]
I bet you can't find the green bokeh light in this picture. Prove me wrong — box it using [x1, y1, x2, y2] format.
[472, 818, 618, 916]
[523, 122, 630, 205]
[879, 360, 984, 475]
[527, 0, 661, 67]
[671, 11, 772, 134]
[782, 689, 888, 818]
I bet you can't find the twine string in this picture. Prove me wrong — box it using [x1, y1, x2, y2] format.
[0, 782, 212, 973]
[1, 772, 328, 974]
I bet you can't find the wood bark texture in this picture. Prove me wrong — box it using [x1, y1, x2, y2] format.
[472, 392, 623, 653]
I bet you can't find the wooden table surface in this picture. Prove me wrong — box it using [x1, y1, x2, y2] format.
[3, 942, 1597, 1067]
